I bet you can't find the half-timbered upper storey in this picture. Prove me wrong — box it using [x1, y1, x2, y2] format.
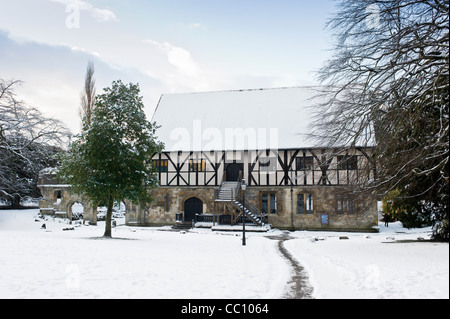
[151, 87, 376, 187]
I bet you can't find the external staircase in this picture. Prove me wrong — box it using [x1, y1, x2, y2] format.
[215, 181, 265, 227]
[215, 182, 239, 202]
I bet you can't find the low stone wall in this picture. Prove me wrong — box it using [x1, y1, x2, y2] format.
[38, 173, 98, 225]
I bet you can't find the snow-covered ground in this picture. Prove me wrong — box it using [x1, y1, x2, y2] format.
[285, 224, 449, 299]
[0, 209, 289, 299]
[0, 209, 448, 299]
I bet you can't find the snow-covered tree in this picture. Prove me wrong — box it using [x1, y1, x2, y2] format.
[58, 80, 164, 237]
[0, 79, 70, 207]
[313, 0, 449, 240]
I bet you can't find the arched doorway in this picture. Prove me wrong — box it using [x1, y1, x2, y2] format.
[184, 197, 203, 222]
[70, 202, 84, 221]
[225, 163, 244, 182]
[113, 201, 127, 226]
[113, 201, 127, 218]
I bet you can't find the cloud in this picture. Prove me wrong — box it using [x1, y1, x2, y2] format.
[166, 45, 198, 76]
[140, 38, 301, 94]
[187, 22, 204, 29]
[70, 46, 100, 57]
[142, 39, 209, 91]
[50, 0, 118, 22]
[0, 31, 162, 134]
[142, 40, 198, 74]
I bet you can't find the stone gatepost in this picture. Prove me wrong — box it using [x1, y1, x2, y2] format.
[82, 204, 98, 226]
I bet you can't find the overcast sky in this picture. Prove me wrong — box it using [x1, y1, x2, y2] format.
[0, 0, 336, 134]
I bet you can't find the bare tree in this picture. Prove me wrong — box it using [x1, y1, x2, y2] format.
[312, 0, 449, 239]
[0, 79, 70, 207]
[79, 61, 96, 127]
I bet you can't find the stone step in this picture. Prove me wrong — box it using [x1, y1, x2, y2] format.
[172, 222, 192, 230]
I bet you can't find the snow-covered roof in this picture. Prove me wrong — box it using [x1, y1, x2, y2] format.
[152, 87, 332, 152]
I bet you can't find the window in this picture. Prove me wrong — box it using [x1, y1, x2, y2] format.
[261, 193, 277, 215]
[306, 194, 313, 214]
[270, 194, 277, 215]
[297, 194, 304, 214]
[296, 157, 313, 171]
[298, 193, 314, 214]
[262, 194, 268, 214]
[55, 190, 62, 204]
[189, 159, 206, 172]
[153, 160, 168, 172]
[260, 157, 277, 172]
[337, 155, 358, 170]
[337, 196, 354, 214]
[337, 198, 344, 214]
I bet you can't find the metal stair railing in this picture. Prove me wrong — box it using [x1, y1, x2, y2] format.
[215, 173, 267, 226]
[233, 194, 265, 226]
[215, 172, 242, 202]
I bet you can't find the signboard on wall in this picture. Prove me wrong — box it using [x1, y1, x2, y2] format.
[321, 214, 329, 225]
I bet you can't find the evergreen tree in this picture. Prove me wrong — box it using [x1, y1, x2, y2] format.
[59, 80, 164, 237]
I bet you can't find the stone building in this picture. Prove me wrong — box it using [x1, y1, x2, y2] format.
[38, 168, 98, 224]
[127, 87, 379, 232]
[38, 86, 378, 232]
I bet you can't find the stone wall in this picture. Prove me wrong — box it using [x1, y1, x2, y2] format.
[38, 173, 97, 225]
[126, 187, 217, 226]
[244, 186, 378, 232]
[38, 173, 378, 232]
[127, 186, 378, 232]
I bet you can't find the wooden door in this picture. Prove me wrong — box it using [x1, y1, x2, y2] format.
[184, 197, 203, 222]
[226, 163, 244, 182]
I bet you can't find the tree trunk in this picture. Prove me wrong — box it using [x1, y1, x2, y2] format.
[103, 195, 114, 238]
[10, 194, 22, 209]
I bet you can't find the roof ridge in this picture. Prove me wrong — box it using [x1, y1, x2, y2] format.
[159, 85, 319, 97]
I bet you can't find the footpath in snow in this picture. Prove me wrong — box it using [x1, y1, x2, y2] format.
[0, 209, 448, 299]
[285, 223, 449, 299]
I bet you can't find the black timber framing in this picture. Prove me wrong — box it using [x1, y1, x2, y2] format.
[309, 149, 334, 186]
[152, 148, 375, 188]
[157, 151, 223, 187]
[278, 150, 300, 186]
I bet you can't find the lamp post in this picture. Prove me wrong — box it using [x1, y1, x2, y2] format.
[241, 179, 247, 246]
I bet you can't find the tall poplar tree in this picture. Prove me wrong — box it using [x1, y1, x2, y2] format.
[79, 61, 96, 128]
